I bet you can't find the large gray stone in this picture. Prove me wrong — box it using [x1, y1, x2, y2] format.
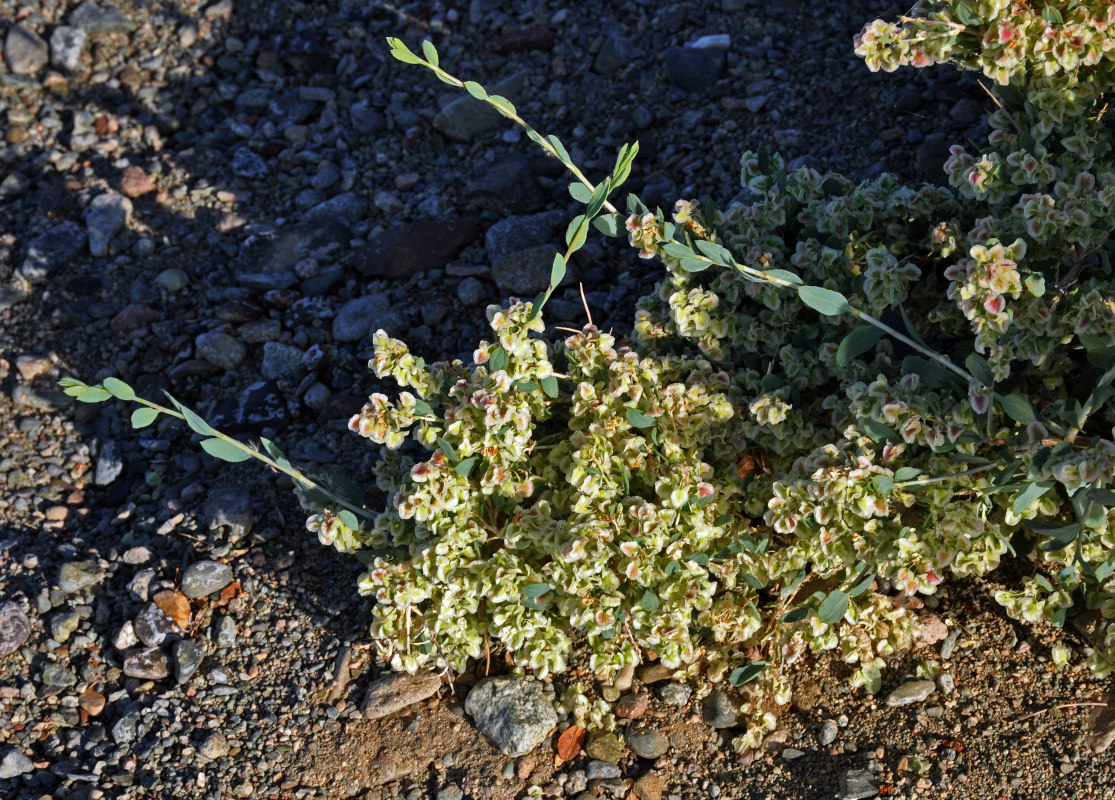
[123, 646, 170, 679]
[19, 222, 87, 284]
[0, 602, 32, 657]
[0, 749, 33, 780]
[333, 294, 390, 342]
[884, 680, 936, 707]
[261, 342, 304, 380]
[301, 192, 367, 226]
[68, 2, 138, 34]
[353, 219, 481, 280]
[664, 46, 726, 93]
[235, 222, 350, 291]
[194, 331, 246, 371]
[360, 670, 442, 720]
[50, 26, 87, 72]
[464, 675, 558, 757]
[58, 561, 106, 594]
[180, 560, 234, 598]
[86, 192, 132, 257]
[484, 210, 565, 266]
[4, 24, 49, 76]
[839, 769, 879, 800]
[204, 487, 253, 538]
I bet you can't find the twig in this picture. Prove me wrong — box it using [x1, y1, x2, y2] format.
[579, 282, 593, 327]
[1011, 701, 1108, 724]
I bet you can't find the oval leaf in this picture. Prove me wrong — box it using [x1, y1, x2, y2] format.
[680, 257, 709, 273]
[103, 377, 136, 401]
[836, 326, 885, 366]
[199, 437, 252, 463]
[550, 253, 567, 289]
[556, 725, 585, 761]
[1000, 393, 1037, 425]
[694, 240, 732, 266]
[420, 39, 439, 66]
[640, 590, 660, 612]
[130, 407, 159, 429]
[521, 583, 551, 598]
[626, 408, 656, 429]
[817, 589, 849, 625]
[729, 662, 765, 686]
[797, 285, 850, 316]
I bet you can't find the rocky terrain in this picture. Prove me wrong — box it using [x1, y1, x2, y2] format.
[3, 1, 1115, 799]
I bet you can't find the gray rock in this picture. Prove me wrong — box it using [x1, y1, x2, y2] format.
[58, 561, 106, 594]
[94, 439, 123, 485]
[350, 99, 386, 132]
[154, 268, 189, 293]
[50, 26, 87, 72]
[134, 602, 176, 647]
[819, 719, 839, 746]
[50, 609, 80, 643]
[457, 277, 486, 306]
[86, 193, 132, 257]
[112, 711, 141, 744]
[434, 70, 530, 141]
[492, 243, 559, 296]
[625, 727, 669, 759]
[235, 222, 350, 290]
[656, 682, 692, 706]
[181, 561, 234, 598]
[301, 192, 367, 226]
[232, 147, 269, 179]
[884, 680, 936, 707]
[195, 331, 246, 371]
[937, 672, 955, 695]
[270, 93, 317, 125]
[0, 171, 30, 198]
[586, 760, 622, 780]
[4, 24, 49, 76]
[209, 380, 289, 434]
[123, 646, 170, 679]
[68, 2, 137, 34]
[464, 675, 558, 757]
[19, 222, 87, 284]
[463, 155, 543, 214]
[333, 294, 390, 342]
[311, 164, 341, 191]
[593, 31, 633, 75]
[261, 342, 304, 380]
[0, 602, 32, 656]
[353, 219, 481, 280]
[485, 210, 565, 266]
[664, 46, 726, 93]
[199, 730, 230, 759]
[839, 769, 879, 800]
[702, 691, 739, 728]
[360, 670, 442, 720]
[0, 749, 33, 779]
[172, 639, 204, 682]
[128, 570, 154, 602]
[214, 615, 237, 648]
[204, 488, 253, 538]
[113, 621, 139, 651]
[41, 662, 77, 687]
[950, 97, 982, 126]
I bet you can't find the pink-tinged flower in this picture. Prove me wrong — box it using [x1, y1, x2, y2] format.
[696, 482, 715, 499]
[348, 412, 362, 432]
[619, 541, 638, 557]
[983, 294, 1006, 315]
[969, 386, 991, 415]
[998, 22, 1016, 44]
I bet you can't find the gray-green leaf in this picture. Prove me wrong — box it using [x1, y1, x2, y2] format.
[103, 377, 136, 401]
[130, 407, 159, 429]
[797, 285, 851, 316]
[199, 437, 252, 463]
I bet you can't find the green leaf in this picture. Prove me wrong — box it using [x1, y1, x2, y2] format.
[680, 257, 710, 273]
[1042, 5, 1063, 24]
[521, 583, 551, 598]
[338, 510, 361, 530]
[437, 438, 459, 463]
[489, 346, 509, 373]
[455, 456, 477, 478]
[1096, 558, 1115, 584]
[1013, 481, 1053, 516]
[626, 194, 648, 214]
[130, 407, 159, 429]
[586, 181, 611, 218]
[420, 39, 439, 66]
[781, 605, 811, 624]
[740, 572, 764, 590]
[102, 377, 136, 401]
[901, 357, 963, 390]
[817, 589, 849, 625]
[954, 1, 982, 26]
[685, 552, 709, 566]
[387, 39, 422, 64]
[199, 437, 252, 463]
[463, 81, 488, 101]
[797, 285, 850, 316]
[1026, 519, 1081, 543]
[626, 408, 656, 429]
[861, 419, 899, 442]
[547, 135, 571, 164]
[729, 662, 765, 686]
[694, 239, 733, 266]
[540, 375, 559, 399]
[488, 95, 516, 116]
[837, 326, 885, 366]
[847, 571, 876, 597]
[999, 393, 1037, 425]
[569, 183, 592, 203]
[871, 475, 895, 495]
[894, 467, 922, 482]
[640, 590, 660, 612]
[411, 397, 436, 417]
[898, 303, 929, 349]
[965, 353, 994, 387]
[551, 252, 567, 289]
[763, 268, 803, 285]
[526, 291, 547, 323]
[75, 387, 112, 403]
[164, 393, 215, 436]
[660, 242, 695, 260]
[592, 213, 621, 237]
[515, 381, 538, 393]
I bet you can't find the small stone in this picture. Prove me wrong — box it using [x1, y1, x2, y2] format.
[664, 46, 725, 93]
[301, 193, 367, 226]
[433, 70, 529, 141]
[592, 30, 632, 75]
[200, 730, 230, 759]
[354, 220, 481, 280]
[395, 172, 420, 190]
[205, 488, 253, 538]
[4, 24, 49, 76]
[232, 147, 269, 179]
[584, 731, 625, 764]
[361, 670, 443, 720]
[173, 639, 204, 682]
[123, 547, 153, 565]
[68, 2, 138, 35]
[79, 688, 106, 716]
[586, 760, 621, 780]
[819, 719, 839, 746]
[839, 769, 879, 800]
[49, 26, 86, 71]
[456, 277, 486, 306]
[634, 772, 666, 800]
[134, 602, 176, 647]
[464, 675, 558, 757]
[625, 727, 669, 759]
[113, 621, 139, 651]
[195, 332, 247, 371]
[50, 609, 81, 643]
[492, 243, 559, 295]
[782, 748, 806, 760]
[373, 191, 404, 214]
[333, 294, 390, 342]
[261, 342, 304, 380]
[656, 683, 692, 706]
[59, 560, 106, 593]
[489, 27, 555, 54]
[0, 749, 34, 780]
[123, 646, 170, 679]
[112, 711, 141, 744]
[940, 630, 959, 659]
[19, 222, 87, 284]
[884, 680, 936, 707]
[120, 165, 154, 198]
[639, 664, 674, 684]
[181, 561, 234, 598]
[86, 192, 132, 257]
[205, 0, 234, 19]
[41, 662, 78, 687]
[702, 691, 739, 728]
[214, 615, 237, 648]
[615, 692, 648, 720]
[0, 602, 32, 656]
[917, 132, 951, 182]
[937, 672, 955, 695]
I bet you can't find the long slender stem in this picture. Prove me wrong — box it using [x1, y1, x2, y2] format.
[894, 462, 1001, 489]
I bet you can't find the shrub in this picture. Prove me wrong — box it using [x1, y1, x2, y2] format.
[67, 1, 1115, 754]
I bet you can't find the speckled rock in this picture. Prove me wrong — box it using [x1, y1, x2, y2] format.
[0, 602, 32, 656]
[464, 676, 558, 757]
[361, 670, 443, 720]
[180, 561, 234, 598]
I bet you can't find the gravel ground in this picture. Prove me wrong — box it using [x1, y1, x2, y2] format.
[3, 1, 1115, 799]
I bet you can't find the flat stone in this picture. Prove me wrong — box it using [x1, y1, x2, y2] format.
[68, 2, 137, 34]
[112, 711, 141, 744]
[79, 687, 106, 716]
[491, 243, 558, 296]
[134, 602, 176, 647]
[656, 682, 692, 706]
[172, 639, 204, 682]
[433, 70, 530, 141]
[464, 676, 558, 757]
[615, 692, 649, 720]
[123, 646, 169, 679]
[301, 192, 367, 227]
[261, 342, 304, 380]
[50, 609, 80, 643]
[5, 24, 49, 76]
[664, 46, 726, 93]
[360, 670, 442, 720]
[584, 731, 625, 764]
[0, 602, 32, 656]
[181, 561, 234, 598]
[194, 331, 246, 371]
[353, 219, 481, 280]
[94, 438, 123, 485]
[86, 192, 132, 257]
[819, 719, 839, 746]
[199, 730, 230, 759]
[19, 221, 87, 284]
[58, 560, 106, 594]
[625, 727, 668, 759]
[463, 155, 544, 214]
[333, 294, 391, 342]
[702, 691, 739, 728]
[208, 380, 289, 433]
[41, 662, 78, 687]
[204, 488, 253, 538]
[839, 769, 879, 800]
[884, 680, 936, 707]
[50, 26, 87, 72]
[120, 165, 154, 198]
[0, 749, 34, 780]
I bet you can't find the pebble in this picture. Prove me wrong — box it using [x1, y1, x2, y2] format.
[123, 646, 170, 679]
[195, 331, 247, 371]
[0, 748, 34, 780]
[615, 692, 648, 719]
[586, 760, 621, 780]
[657, 682, 692, 706]
[664, 46, 726, 93]
[0, 602, 32, 656]
[68, 1, 137, 34]
[839, 769, 879, 799]
[19, 222, 87, 284]
[86, 192, 133, 257]
[50, 609, 81, 643]
[457, 277, 486, 306]
[433, 70, 530, 141]
[884, 680, 937, 707]
[819, 719, 840, 746]
[360, 670, 442, 720]
[464, 675, 558, 757]
[625, 727, 669, 759]
[49, 25, 87, 72]
[134, 602, 177, 646]
[79, 687, 106, 716]
[702, 691, 739, 728]
[41, 662, 78, 687]
[58, 560, 106, 594]
[333, 295, 390, 342]
[204, 488, 253, 538]
[200, 730, 231, 759]
[261, 342, 304, 380]
[584, 731, 625, 764]
[5, 24, 50, 76]
[181, 560, 234, 598]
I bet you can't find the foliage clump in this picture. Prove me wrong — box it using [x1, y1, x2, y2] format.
[67, 1, 1115, 754]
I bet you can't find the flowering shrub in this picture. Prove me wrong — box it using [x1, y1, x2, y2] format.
[66, 1, 1115, 756]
